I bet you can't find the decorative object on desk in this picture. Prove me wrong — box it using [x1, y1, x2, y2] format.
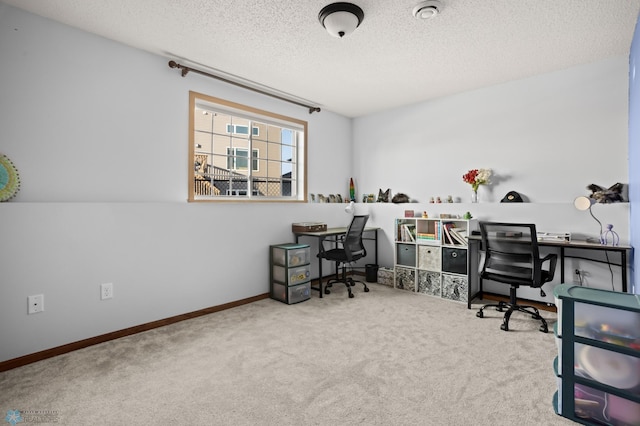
[392, 193, 410, 203]
[349, 178, 356, 202]
[292, 222, 327, 232]
[463, 211, 472, 219]
[602, 224, 620, 246]
[309, 193, 316, 203]
[329, 194, 337, 203]
[537, 232, 571, 242]
[436, 196, 441, 203]
[422, 211, 428, 218]
[377, 188, 390, 202]
[0, 153, 20, 202]
[447, 195, 453, 203]
[587, 183, 625, 203]
[317, 193, 327, 203]
[336, 194, 343, 203]
[429, 196, 434, 203]
[463, 168, 492, 203]
[574, 196, 604, 244]
[345, 200, 355, 215]
[500, 191, 523, 203]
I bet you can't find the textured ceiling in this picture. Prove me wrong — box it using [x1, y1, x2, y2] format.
[3, 0, 640, 117]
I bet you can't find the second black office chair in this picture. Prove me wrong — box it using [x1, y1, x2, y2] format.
[476, 222, 557, 333]
[318, 215, 370, 298]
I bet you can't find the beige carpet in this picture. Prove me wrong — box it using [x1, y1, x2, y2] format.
[0, 284, 573, 425]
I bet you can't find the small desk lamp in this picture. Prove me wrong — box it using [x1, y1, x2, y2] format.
[574, 196, 604, 244]
[345, 201, 355, 215]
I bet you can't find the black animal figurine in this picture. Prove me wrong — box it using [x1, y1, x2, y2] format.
[377, 188, 390, 202]
[587, 183, 624, 203]
[391, 193, 410, 203]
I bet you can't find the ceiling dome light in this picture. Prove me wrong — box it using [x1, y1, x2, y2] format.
[413, 1, 442, 20]
[319, 2, 365, 38]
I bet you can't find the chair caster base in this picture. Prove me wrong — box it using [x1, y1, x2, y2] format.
[476, 311, 484, 318]
[539, 324, 548, 333]
[348, 292, 354, 298]
[364, 287, 370, 292]
[500, 323, 509, 331]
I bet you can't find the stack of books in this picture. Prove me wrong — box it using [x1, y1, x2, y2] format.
[442, 222, 468, 246]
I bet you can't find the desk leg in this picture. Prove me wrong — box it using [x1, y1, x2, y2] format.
[318, 248, 323, 298]
[296, 234, 323, 298]
[374, 229, 378, 266]
[622, 250, 627, 293]
[560, 247, 565, 284]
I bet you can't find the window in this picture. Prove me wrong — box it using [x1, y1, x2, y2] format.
[226, 148, 259, 171]
[226, 124, 260, 136]
[189, 91, 307, 202]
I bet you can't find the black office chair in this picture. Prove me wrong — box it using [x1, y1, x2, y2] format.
[476, 222, 557, 333]
[318, 215, 370, 298]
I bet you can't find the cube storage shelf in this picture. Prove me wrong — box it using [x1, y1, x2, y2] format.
[270, 243, 311, 304]
[393, 217, 478, 304]
[553, 284, 640, 425]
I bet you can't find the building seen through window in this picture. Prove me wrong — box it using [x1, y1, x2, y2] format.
[189, 91, 307, 201]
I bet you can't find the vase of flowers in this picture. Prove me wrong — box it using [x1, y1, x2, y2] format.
[463, 168, 492, 203]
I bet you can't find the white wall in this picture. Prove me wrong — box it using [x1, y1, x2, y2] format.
[0, 4, 633, 362]
[0, 5, 359, 362]
[352, 56, 631, 303]
[353, 57, 629, 204]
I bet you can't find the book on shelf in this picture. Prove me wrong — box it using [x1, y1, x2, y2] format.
[399, 224, 416, 242]
[417, 233, 436, 240]
[449, 228, 468, 246]
[442, 222, 455, 245]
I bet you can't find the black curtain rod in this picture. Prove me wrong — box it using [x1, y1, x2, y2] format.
[168, 61, 321, 114]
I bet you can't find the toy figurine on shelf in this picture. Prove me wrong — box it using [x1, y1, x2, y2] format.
[349, 178, 356, 202]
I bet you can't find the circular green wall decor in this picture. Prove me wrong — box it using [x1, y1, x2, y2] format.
[0, 154, 20, 201]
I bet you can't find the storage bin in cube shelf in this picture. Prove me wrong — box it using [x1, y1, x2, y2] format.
[377, 267, 394, 287]
[271, 243, 310, 267]
[272, 264, 310, 286]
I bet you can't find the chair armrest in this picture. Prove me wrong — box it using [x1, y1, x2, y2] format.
[317, 235, 345, 257]
[540, 253, 558, 278]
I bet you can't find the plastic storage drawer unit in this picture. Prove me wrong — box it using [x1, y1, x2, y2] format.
[270, 243, 311, 304]
[271, 243, 311, 267]
[272, 264, 310, 286]
[271, 282, 311, 304]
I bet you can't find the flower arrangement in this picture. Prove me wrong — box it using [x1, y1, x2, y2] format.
[463, 168, 492, 192]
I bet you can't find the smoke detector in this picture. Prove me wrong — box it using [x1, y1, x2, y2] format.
[413, 1, 442, 20]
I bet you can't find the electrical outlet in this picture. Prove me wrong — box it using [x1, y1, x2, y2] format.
[100, 283, 113, 300]
[28, 294, 44, 314]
